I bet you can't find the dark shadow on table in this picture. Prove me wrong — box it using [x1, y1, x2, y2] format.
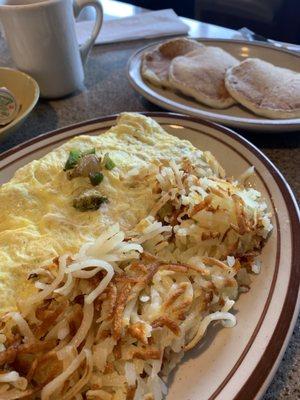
[238, 130, 300, 150]
[263, 315, 300, 399]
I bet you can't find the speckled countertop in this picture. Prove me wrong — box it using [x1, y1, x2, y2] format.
[0, 37, 299, 399]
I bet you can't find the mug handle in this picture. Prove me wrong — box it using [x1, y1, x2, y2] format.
[73, 0, 103, 65]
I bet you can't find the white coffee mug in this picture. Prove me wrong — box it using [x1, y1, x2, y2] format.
[0, 0, 103, 98]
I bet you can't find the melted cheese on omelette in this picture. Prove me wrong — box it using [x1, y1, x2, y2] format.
[0, 113, 223, 313]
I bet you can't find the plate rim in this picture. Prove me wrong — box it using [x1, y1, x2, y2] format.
[126, 39, 300, 130]
[182, 38, 300, 57]
[0, 67, 40, 136]
[0, 112, 299, 399]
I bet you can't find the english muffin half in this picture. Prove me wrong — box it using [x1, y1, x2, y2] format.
[225, 58, 300, 119]
[169, 46, 239, 108]
[141, 37, 204, 88]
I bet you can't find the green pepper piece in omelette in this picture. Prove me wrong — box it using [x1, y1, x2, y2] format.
[64, 148, 96, 171]
[64, 149, 81, 170]
[104, 153, 116, 170]
[89, 172, 104, 186]
[73, 189, 108, 211]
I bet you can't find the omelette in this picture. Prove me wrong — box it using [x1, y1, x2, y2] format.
[0, 113, 273, 400]
[0, 113, 225, 313]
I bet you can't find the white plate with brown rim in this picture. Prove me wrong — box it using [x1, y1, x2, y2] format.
[127, 39, 300, 132]
[0, 112, 299, 400]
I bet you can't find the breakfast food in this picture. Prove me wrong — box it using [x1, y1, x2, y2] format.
[141, 37, 204, 88]
[225, 58, 300, 118]
[169, 47, 239, 108]
[140, 38, 300, 119]
[0, 113, 272, 399]
[0, 113, 225, 314]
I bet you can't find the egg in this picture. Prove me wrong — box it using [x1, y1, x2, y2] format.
[0, 113, 222, 313]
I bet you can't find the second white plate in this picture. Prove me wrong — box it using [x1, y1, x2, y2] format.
[127, 39, 300, 132]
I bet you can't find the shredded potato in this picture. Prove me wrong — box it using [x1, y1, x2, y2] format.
[0, 161, 272, 400]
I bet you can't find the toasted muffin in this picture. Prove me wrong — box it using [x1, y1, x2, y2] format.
[141, 37, 204, 88]
[225, 58, 300, 119]
[169, 47, 239, 108]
